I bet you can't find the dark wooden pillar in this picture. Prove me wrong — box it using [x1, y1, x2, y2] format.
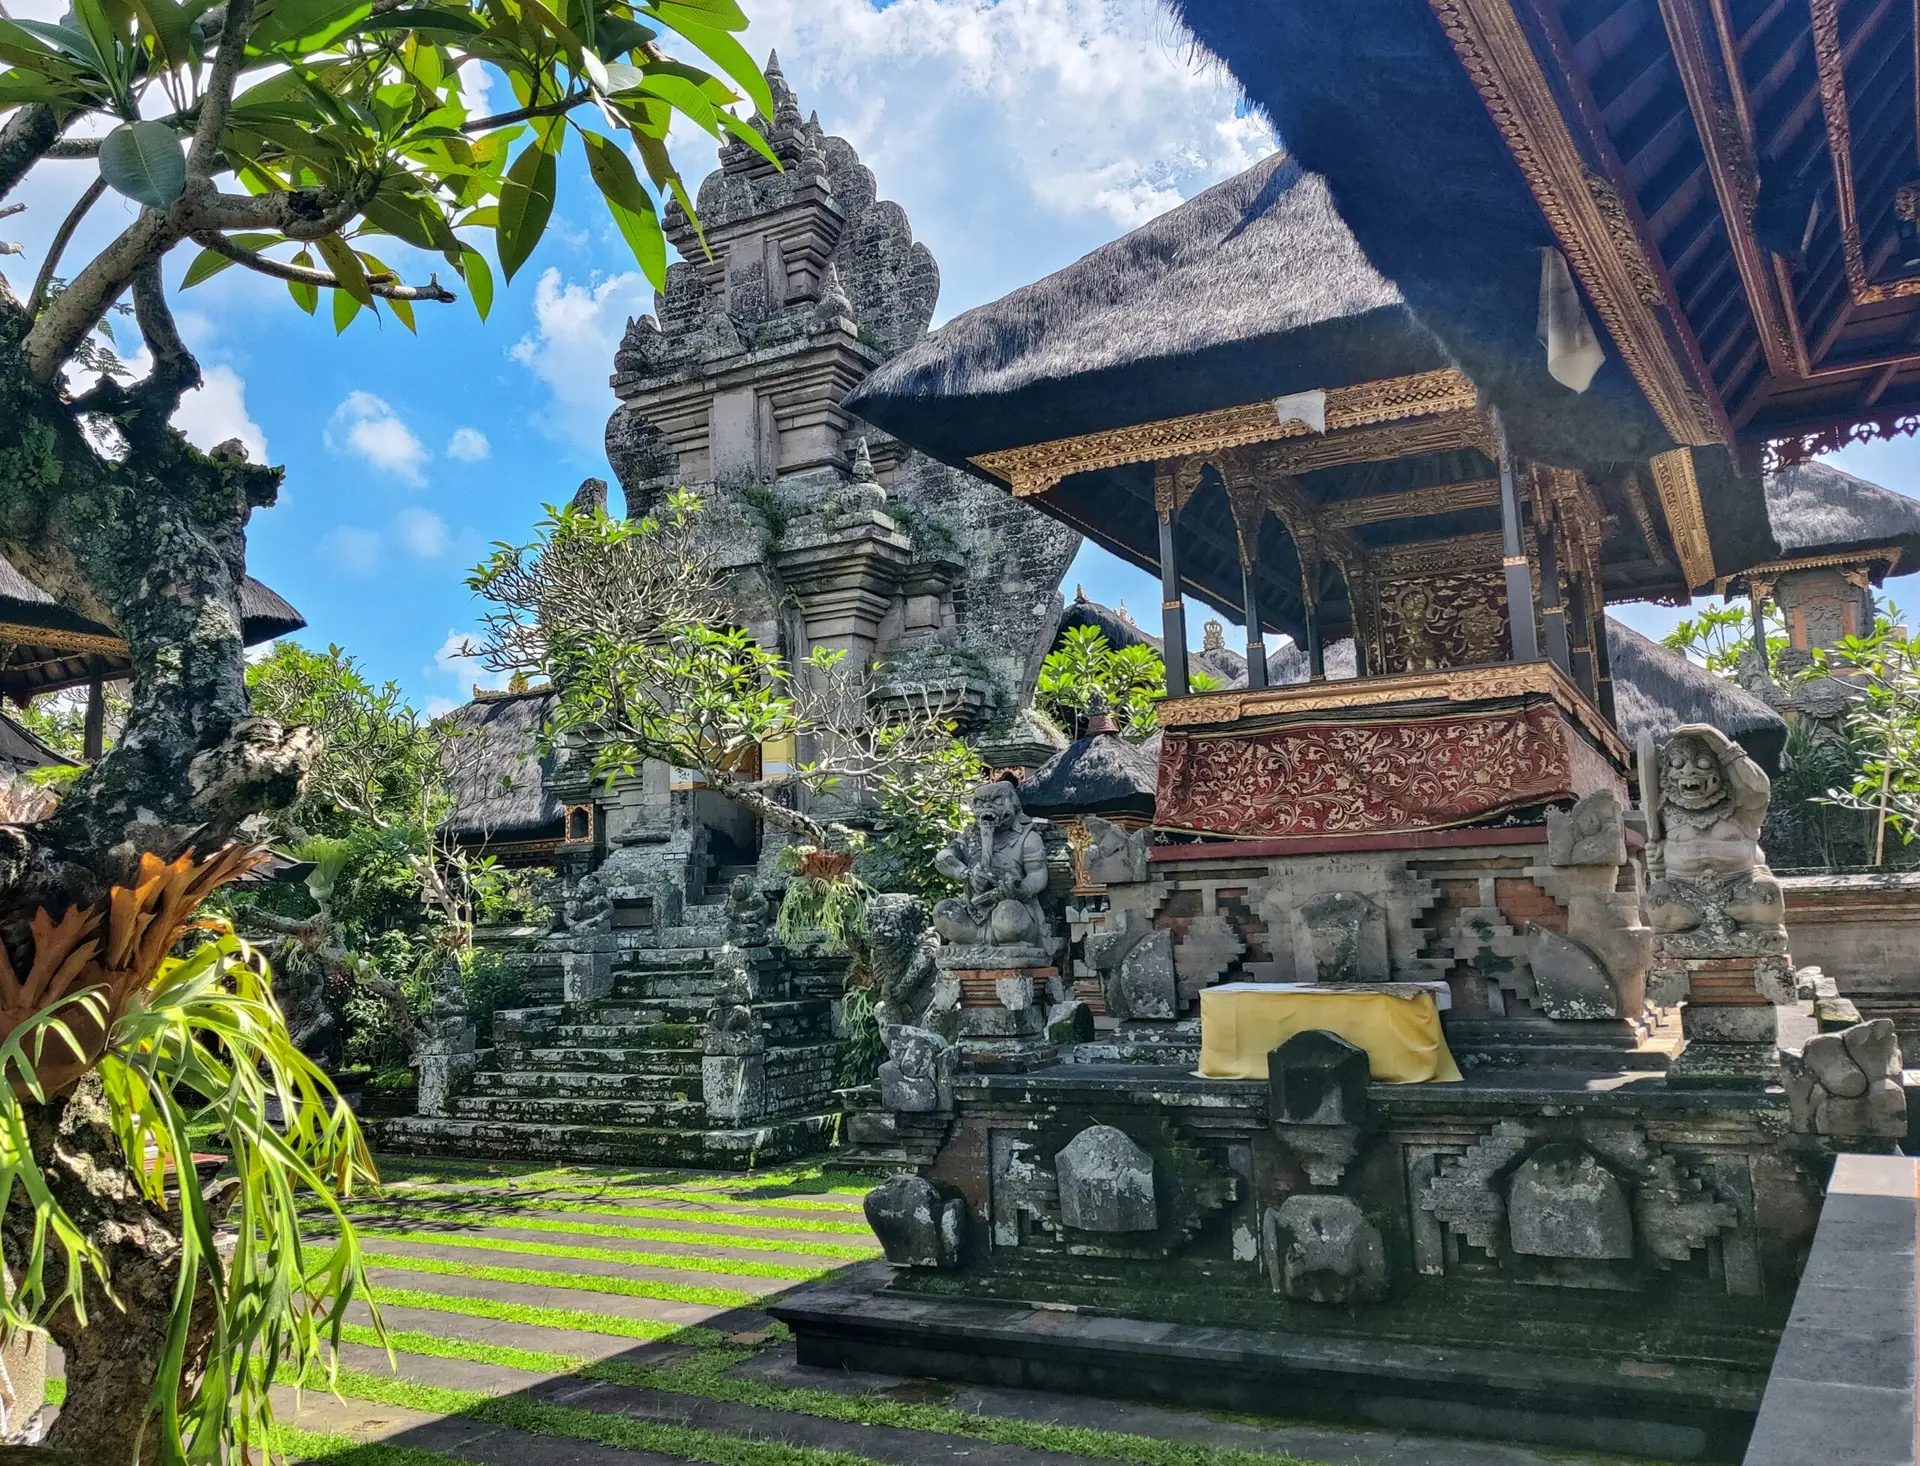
[1592, 607, 1617, 722]
[1494, 412, 1541, 663]
[83, 675, 105, 762]
[1158, 507, 1189, 697]
[1566, 572, 1598, 700]
[1303, 562, 1325, 681]
[1536, 521, 1573, 676]
[1241, 561, 1268, 689]
[1748, 589, 1771, 682]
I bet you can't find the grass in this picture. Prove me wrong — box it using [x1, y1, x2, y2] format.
[269, 1427, 457, 1465]
[337, 1322, 587, 1375]
[359, 1248, 760, 1307]
[365, 1285, 729, 1346]
[344, 1192, 875, 1237]
[347, 1206, 879, 1258]
[351, 1227, 830, 1281]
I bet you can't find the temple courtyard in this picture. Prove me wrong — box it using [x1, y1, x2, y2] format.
[172, 1157, 1646, 1466]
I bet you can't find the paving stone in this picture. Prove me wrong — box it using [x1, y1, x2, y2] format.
[363, 1263, 744, 1326]
[357, 1235, 798, 1295]
[365, 1217, 857, 1269]
[345, 1301, 703, 1364]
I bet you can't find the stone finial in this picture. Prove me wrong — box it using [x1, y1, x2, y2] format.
[811, 263, 854, 331]
[764, 49, 802, 128]
[613, 313, 664, 376]
[849, 436, 876, 483]
[865, 1174, 967, 1269]
[1056, 1124, 1157, 1232]
[1781, 1019, 1909, 1141]
[568, 477, 609, 516]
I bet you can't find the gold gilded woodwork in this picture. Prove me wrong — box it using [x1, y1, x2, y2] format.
[1622, 470, 1671, 568]
[973, 368, 1480, 497]
[0, 623, 124, 657]
[1425, 0, 1721, 446]
[1317, 478, 1500, 528]
[1158, 659, 1628, 763]
[1370, 531, 1508, 582]
[1380, 573, 1511, 672]
[1586, 172, 1665, 308]
[1715, 545, 1905, 594]
[1809, 0, 1920, 304]
[1648, 448, 1715, 588]
[1657, 0, 1800, 378]
[1245, 410, 1496, 477]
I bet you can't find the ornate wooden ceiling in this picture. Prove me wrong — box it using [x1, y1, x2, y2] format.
[1433, 0, 1920, 465]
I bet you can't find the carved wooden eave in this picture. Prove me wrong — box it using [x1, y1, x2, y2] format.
[1157, 658, 1629, 765]
[1648, 447, 1717, 591]
[1715, 545, 1905, 598]
[0, 623, 123, 658]
[1808, 0, 1920, 308]
[969, 368, 1480, 498]
[1424, 0, 1724, 448]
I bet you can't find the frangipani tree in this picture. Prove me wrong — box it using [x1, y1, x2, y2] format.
[0, 0, 770, 1455]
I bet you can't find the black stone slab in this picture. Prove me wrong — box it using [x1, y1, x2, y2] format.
[770, 1263, 1752, 1462]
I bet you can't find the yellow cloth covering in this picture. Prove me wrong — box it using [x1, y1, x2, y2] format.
[1198, 982, 1463, 1083]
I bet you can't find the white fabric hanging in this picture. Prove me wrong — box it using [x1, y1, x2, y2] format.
[1537, 247, 1604, 393]
[1272, 388, 1327, 434]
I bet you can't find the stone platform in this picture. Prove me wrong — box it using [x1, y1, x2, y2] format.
[782, 1059, 1820, 1461]
[376, 939, 842, 1169]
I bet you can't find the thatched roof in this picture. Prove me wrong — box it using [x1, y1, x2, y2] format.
[1761, 461, 1920, 566]
[0, 711, 72, 775]
[1018, 728, 1160, 820]
[439, 690, 562, 840]
[0, 556, 304, 697]
[1058, 592, 1162, 656]
[1267, 637, 1359, 684]
[1605, 618, 1787, 772]
[849, 152, 1445, 464]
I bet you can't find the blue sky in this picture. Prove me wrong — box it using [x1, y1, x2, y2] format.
[4, 0, 1917, 712]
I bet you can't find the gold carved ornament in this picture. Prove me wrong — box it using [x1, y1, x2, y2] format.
[1714, 546, 1904, 595]
[1424, 0, 1722, 447]
[973, 368, 1480, 498]
[1647, 447, 1715, 590]
[1808, 0, 1920, 305]
[0, 623, 124, 658]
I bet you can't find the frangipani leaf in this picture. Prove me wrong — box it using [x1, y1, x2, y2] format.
[97, 120, 186, 207]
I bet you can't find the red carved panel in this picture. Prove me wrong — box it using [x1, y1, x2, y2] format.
[1156, 703, 1616, 839]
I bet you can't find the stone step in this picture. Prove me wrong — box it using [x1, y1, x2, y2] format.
[448, 1093, 709, 1126]
[498, 1045, 704, 1075]
[373, 1112, 839, 1168]
[463, 1069, 698, 1100]
[550, 1019, 705, 1046]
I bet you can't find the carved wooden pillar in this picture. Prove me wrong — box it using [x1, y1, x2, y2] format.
[1536, 518, 1573, 676]
[1155, 463, 1190, 697]
[1302, 557, 1325, 681]
[1747, 578, 1774, 683]
[1241, 562, 1268, 689]
[1565, 568, 1598, 701]
[83, 675, 105, 762]
[1592, 605, 1617, 722]
[1494, 411, 1541, 663]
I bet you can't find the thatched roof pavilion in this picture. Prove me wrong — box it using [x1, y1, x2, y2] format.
[0, 555, 303, 701]
[438, 689, 564, 850]
[1604, 620, 1786, 773]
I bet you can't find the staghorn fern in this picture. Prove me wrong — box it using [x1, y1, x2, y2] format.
[0, 848, 384, 1463]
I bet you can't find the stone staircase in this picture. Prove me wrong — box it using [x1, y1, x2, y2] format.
[376, 919, 845, 1168]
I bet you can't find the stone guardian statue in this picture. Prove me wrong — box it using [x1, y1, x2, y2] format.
[932, 780, 1055, 954]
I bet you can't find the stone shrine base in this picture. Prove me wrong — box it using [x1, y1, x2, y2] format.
[780, 1060, 1820, 1462]
[773, 1259, 1760, 1463]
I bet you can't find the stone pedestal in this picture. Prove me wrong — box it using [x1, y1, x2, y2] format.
[944, 950, 1057, 1072]
[416, 1027, 478, 1118]
[561, 938, 615, 1004]
[1661, 954, 1794, 1088]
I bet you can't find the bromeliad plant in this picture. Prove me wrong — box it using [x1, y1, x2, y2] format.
[0, 845, 382, 1463]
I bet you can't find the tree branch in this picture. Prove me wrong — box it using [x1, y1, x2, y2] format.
[130, 265, 200, 412]
[187, 0, 254, 179]
[190, 231, 457, 301]
[462, 93, 594, 132]
[29, 176, 108, 315]
[0, 104, 58, 204]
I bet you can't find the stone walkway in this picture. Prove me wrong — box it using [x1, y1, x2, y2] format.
[72, 1158, 1673, 1464]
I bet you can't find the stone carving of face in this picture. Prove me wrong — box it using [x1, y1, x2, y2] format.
[1662, 736, 1726, 811]
[1397, 585, 1432, 619]
[969, 780, 1019, 836]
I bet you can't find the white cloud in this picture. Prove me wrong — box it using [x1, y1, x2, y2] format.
[425, 695, 462, 718]
[446, 426, 491, 462]
[721, 0, 1272, 313]
[510, 268, 654, 449]
[325, 391, 429, 485]
[397, 507, 449, 558]
[432, 627, 509, 692]
[173, 364, 269, 462]
[319, 525, 382, 577]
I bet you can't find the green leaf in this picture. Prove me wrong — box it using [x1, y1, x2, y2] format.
[344, 6, 484, 36]
[459, 245, 494, 321]
[645, 0, 748, 30]
[333, 284, 363, 332]
[182, 246, 238, 288]
[129, 0, 194, 71]
[289, 249, 320, 313]
[247, 0, 368, 50]
[582, 131, 665, 286]
[98, 120, 186, 208]
[638, 71, 718, 133]
[666, 19, 770, 120]
[592, 15, 655, 58]
[495, 140, 557, 284]
[388, 294, 416, 332]
[315, 232, 374, 307]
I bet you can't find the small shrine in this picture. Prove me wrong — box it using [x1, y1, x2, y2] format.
[774, 149, 1916, 1459]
